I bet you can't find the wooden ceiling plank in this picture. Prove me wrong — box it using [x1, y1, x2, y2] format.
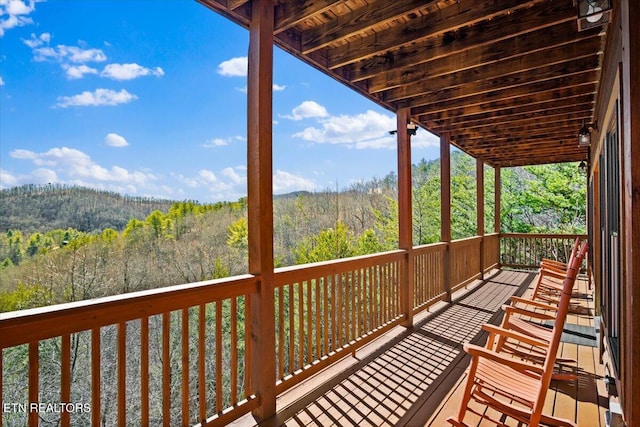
[455, 124, 582, 141]
[326, 0, 565, 70]
[425, 100, 594, 128]
[368, 31, 601, 94]
[406, 77, 597, 116]
[274, 1, 341, 34]
[346, 14, 588, 83]
[416, 91, 595, 123]
[429, 109, 594, 133]
[301, 0, 438, 54]
[384, 52, 600, 103]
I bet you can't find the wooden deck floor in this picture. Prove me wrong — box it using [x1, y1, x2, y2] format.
[232, 269, 608, 427]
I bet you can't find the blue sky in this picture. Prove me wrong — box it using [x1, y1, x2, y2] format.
[0, 0, 441, 203]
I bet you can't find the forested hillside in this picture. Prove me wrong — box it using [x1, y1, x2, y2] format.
[0, 154, 586, 312]
[0, 184, 177, 234]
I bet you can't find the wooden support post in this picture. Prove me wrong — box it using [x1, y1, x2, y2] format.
[476, 158, 485, 279]
[247, 0, 276, 420]
[440, 132, 452, 301]
[495, 166, 501, 268]
[397, 108, 414, 327]
[621, 0, 640, 423]
[494, 166, 501, 234]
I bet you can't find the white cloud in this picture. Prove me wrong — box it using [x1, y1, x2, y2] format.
[104, 133, 129, 147]
[9, 147, 156, 187]
[273, 170, 316, 194]
[0, 76, 4, 86]
[55, 88, 137, 108]
[34, 44, 107, 63]
[63, 64, 98, 79]
[293, 109, 397, 149]
[221, 167, 243, 184]
[0, 0, 38, 37]
[273, 83, 286, 92]
[217, 56, 247, 77]
[0, 168, 58, 188]
[22, 31, 50, 48]
[202, 138, 229, 148]
[282, 100, 328, 120]
[101, 63, 164, 80]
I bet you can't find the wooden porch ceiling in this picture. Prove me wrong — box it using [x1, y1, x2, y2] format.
[198, 0, 607, 167]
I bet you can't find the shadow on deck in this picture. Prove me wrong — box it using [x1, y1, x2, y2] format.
[228, 270, 557, 426]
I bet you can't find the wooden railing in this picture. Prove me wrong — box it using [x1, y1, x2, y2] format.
[500, 233, 587, 269]
[273, 250, 405, 393]
[483, 233, 500, 272]
[0, 275, 259, 427]
[450, 236, 483, 292]
[1, 232, 562, 427]
[413, 243, 447, 311]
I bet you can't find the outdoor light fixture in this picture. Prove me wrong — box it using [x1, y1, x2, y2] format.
[578, 120, 597, 147]
[576, 0, 612, 31]
[389, 122, 418, 136]
[579, 160, 587, 172]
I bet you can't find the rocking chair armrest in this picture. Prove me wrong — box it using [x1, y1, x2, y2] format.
[538, 268, 567, 281]
[541, 258, 568, 268]
[509, 297, 559, 312]
[503, 304, 557, 320]
[481, 324, 550, 348]
[463, 343, 545, 374]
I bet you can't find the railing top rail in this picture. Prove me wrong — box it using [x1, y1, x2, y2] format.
[413, 242, 448, 253]
[274, 250, 405, 284]
[500, 232, 587, 239]
[0, 274, 258, 348]
[450, 235, 483, 246]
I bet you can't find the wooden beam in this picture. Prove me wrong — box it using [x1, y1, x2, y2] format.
[428, 106, 594, 134]
[416, 92, 595, 124]
[247, 0, 276, 420]
[397, 108, 414, 327]
[369, 36, 602, 94]
[403, 76, 597, 116]
[386, 55, 600, 104]
[440, 132, 452, 302]
[302, 0, 437, 54]
[345, 13, 587, 83]
[274, 0, 338, 34]
[326, 0, 553, 69]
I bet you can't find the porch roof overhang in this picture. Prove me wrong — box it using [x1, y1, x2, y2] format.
[198, 0, 607, 168]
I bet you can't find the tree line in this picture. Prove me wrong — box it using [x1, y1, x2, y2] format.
[0, 152, 586, 311]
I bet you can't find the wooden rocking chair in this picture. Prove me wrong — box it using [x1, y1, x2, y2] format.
[447, 240, 585, 427]
[485, 241, 588, 379]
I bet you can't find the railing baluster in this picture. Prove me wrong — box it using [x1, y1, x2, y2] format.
[231, 297, 238, 406]
[288, 284, 294, 374]
[244, 294, 251, 398]
[181, 309, 189, 426]
[28, 342, 38, 427]
[297, 282, 304, 368]
[91, 328, 101, 427]
[315, 278, 321, 360]
[118, 322, 126, 427]
[215, 302, 222, 413]
[306, 279, 312, 363]
[141, 317, 149, 426]
[277, 287, 284, 379]
[61, 334, 71, 427]
[162, 312, 170, 427]
[197, 306, 205, 423]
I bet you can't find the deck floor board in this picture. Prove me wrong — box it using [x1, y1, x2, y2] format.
[231, 270, 607, 427]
